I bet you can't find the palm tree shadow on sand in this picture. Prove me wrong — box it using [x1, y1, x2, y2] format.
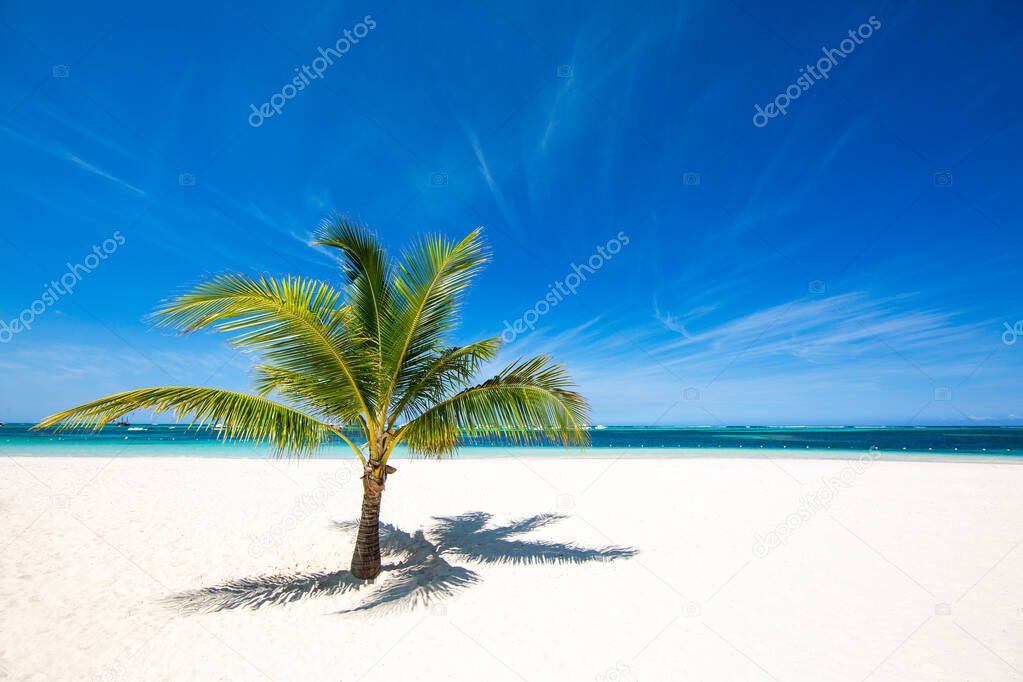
[166, 512, 637, 615]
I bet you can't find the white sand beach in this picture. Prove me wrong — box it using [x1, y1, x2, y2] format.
[2, 454, 1022, 681]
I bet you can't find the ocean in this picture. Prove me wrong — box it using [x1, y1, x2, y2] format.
[2, 424, 1022, 458]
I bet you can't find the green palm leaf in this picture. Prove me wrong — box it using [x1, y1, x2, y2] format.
[389, 337, 502, 424]
[382, 229, 488, 408]
[313, 216, 391, 396]
[152, 273, 374, 423]
[396, 356, 590, 457]
[34, 387, 331, 455]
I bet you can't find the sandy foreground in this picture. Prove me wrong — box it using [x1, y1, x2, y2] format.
[1, 454, 1022, 681]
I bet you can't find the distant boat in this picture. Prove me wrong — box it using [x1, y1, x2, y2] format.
[126, 427, 145, 432]
[594, 425, 608, 430]
[116, 421, 130, 427]
[213, 423, 226, 430]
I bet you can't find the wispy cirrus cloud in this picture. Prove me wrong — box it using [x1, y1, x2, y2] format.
[651, 291, 988, 371]
[1, 124, 147, 197]
[66, 153, 147, 196]
[496, 289, 1011, 424]
[653, 297, 718, 339]
[464, 125, 521, 233]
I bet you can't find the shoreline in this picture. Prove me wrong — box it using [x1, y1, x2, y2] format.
[4, 449, 1023, 465]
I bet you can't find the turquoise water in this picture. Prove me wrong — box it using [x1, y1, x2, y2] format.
[2, 424, 1022, 458]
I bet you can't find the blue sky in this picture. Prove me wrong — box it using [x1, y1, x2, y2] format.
[1, 0, 1021, 425]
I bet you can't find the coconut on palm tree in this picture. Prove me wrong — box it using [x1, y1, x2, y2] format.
[36, 218, 589, 579]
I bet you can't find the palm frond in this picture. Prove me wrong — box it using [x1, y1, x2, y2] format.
[251, 365, 355, 429]
[313, 216, 391, 391]
[381, 229, 488, 406]
[396, 355, 590, 457]
[389, 338, 502, 424]
[34, 387, 332, 455]
[152, 273, 374, 422]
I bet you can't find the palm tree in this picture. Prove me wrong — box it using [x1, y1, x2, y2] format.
[35, 217, 589, 579]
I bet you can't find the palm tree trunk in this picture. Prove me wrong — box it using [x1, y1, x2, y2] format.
[350, 470, 384, 579]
